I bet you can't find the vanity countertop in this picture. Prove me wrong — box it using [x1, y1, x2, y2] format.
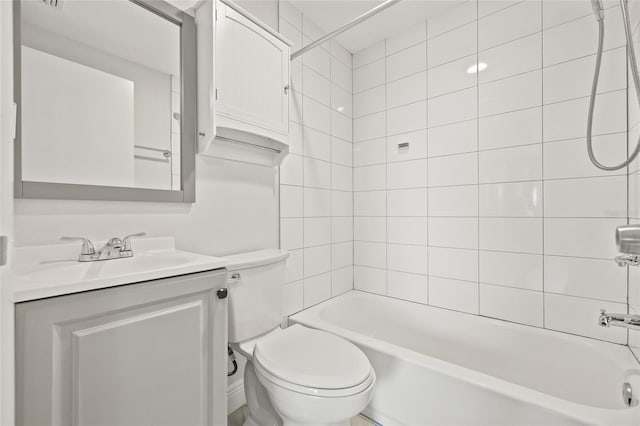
[9, 237, 228, 302]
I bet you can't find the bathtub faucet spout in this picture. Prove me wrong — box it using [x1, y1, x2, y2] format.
[599, 309, 640, 331]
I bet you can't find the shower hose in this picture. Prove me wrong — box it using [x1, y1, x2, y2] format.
[588, 0, 640, 170]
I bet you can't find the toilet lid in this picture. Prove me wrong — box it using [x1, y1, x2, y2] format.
[253, 324, 371, 390]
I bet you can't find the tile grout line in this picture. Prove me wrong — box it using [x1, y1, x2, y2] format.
[329, 24, 333, 300]
[384, 37, 389, 297]
[476, 0, 481, 316]
[425, 20, 430, 306]
[541, 0, 546, 329]
[626, 19, 631, 346]
[351, 48, 356, 296]
[301, 14, 305, 310]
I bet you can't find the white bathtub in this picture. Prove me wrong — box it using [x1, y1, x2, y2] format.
[290, 291, 640, 425]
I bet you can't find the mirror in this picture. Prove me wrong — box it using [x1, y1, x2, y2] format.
[14, 0, 196, 202]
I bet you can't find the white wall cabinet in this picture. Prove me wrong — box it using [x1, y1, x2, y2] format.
[216, 0, 289, 136]
[196, 0, 291, 165]
[15, 270, 228, 426]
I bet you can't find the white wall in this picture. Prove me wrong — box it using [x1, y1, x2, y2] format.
[14, 156, 278, 254]
[352, 0, 629, 345]
[278, 1, 354, 316]
[0, 0, 15, 423]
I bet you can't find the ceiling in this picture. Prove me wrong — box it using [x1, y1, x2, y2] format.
[289, 0, 463, 53]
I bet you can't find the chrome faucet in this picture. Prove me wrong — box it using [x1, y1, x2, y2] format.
[599, 225, 640, 331]
[598, 309, 640, 331]
[61, 232, 146, 262]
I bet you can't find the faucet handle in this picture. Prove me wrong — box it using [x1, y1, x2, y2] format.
[60, 236, 96, 255]
[599, 309, 610, 327]
[122, 232, 146, 251]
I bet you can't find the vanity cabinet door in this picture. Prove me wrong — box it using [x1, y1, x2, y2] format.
[215, 0, 290, 135]
[15, 270, 228, 426]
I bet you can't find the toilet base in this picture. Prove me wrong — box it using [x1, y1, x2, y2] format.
[243, 362, 282, 426]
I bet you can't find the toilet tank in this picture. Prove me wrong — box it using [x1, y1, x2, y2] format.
[224, 249, 289, 343]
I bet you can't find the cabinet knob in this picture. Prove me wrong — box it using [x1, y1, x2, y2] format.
[217, 288, 228, 299]
[284, 84, 290, 95]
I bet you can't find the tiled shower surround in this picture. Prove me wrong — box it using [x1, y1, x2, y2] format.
[351, 0, 631, 345]
[279, 2, 355, 315]
[280, 0, 640, 351]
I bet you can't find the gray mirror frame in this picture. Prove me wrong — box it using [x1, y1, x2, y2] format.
[13, 0, 196, 203]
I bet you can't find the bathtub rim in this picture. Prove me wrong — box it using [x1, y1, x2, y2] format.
[289, 290, 640, 426]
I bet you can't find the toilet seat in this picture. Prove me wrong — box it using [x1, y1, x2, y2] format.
[252, 324, 373, 397]
[255, 358, 375, 397]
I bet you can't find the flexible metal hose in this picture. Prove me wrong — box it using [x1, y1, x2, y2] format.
[588, 0, 640, 170]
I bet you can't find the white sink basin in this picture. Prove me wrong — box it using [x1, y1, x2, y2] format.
[14, 251, 203, 283]
[10, 238, 228, 302]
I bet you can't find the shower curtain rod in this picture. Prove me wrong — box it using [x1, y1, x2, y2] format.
[290, 0, 403, 60]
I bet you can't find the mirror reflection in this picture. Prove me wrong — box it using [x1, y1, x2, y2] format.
[20, 0, 181, 191]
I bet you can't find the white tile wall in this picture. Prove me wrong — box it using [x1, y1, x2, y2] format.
[387, 270, 428, 303]
[350, 0, 632, 346]
[479, 107, 542, 150]
[279, 2, 354, 312]
[629, 0, 640, 360]
[387, 43, 427, 82]
[429, 276, 479, 314]
[479, 284, 543, 327]
[428, 120, 477, 157]
[282, 0, 636, 351]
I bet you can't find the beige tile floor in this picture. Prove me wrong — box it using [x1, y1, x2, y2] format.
[228, 405, 378, 426]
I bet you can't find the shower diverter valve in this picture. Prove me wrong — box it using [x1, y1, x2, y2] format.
[615, 225, 640, 266]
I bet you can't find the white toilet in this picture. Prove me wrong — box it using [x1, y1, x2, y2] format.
[224, 249, 376, 426]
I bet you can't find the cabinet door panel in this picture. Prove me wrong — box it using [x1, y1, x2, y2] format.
[216, 2, 288, 134]
[69, 300, 204, 426]
[16, 270, 227, 426]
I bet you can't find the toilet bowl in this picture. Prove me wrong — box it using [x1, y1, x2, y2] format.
[224, 250, 376, 426]
[235, 324, 375, 426]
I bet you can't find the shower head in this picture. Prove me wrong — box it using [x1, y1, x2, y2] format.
[591, 0, 605, 21]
